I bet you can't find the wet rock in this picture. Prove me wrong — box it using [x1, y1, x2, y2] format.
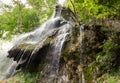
[3, 4, 120, 83]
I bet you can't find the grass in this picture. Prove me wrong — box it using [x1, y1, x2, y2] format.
[3, 71, 38, 83]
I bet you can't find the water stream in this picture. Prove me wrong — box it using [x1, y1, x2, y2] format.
[0, 40, 13, 79]
[0, 4, 75, 82]
[38, 23, 72, 83]
[80, 24, 85, 83]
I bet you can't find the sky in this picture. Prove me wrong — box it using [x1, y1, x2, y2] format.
[58, 0, 66, 5]
[2, 0, 13, 5]
[1, 0, 66, 7]
[0, 0, 65, 13]
[1, 0, 27, 5]
[0, 0, 31, 13]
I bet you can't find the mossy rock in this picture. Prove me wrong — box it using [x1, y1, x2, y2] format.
[18, 43, 37, 50]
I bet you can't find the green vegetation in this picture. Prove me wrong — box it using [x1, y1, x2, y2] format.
[0, 0, 120, 38]
[7, 71, 38, 83]
[96, 31, 120, 68]
[0, 0, 120, 83]
[82, 30, 120, 82]
[74, 0, 120, 22]
[0, 0, 56, 38]
[97, 68, 120, 83]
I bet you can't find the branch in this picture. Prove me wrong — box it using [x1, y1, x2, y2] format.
[69, 0, 76, 15]
[69, 0, 81, 25]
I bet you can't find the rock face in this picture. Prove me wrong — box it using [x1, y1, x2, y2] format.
[2, 5, 75, 81]
[61, 25, 120, 83]
[3, 5, 120, 83]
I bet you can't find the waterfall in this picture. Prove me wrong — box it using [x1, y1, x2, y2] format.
[0, 4, 75, 82]
[0, 16, 64, 80]
[79, 24, 85, 64]
[39, 23, 71, 83]
[49, 25, 69, 75]
[14, 17, 62, 46]
[0, 40, 13, 79]
[79, 24, 85, 83]
[80, 24, 85, 45]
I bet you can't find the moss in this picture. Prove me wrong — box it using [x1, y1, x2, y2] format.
[83, 67, 93, 83]
[43, 37, 54, 45]
[6, 71, 38, 83]
[71, 25, 80, 44]
[19, 43, 36, 50]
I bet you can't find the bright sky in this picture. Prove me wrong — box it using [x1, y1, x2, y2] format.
[2, 0, 27, 5]
[2, 0, 12, 5]
[1, 0, 66, 7]
[0, 0, 65, 13]
[58, 0, 66, 5]
[0, 0, 27, 14]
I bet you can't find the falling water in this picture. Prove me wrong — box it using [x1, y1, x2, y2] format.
[80, 24, 85, 44]
[14, 17, 62, 45]
[49, 25, 69, 74]
[39, 23, 71, 83]
[0, 40, 13, 79]
[79, 24, 85, 83]
[79, 24, 85, 64]
[0, 4, 75, 82]
[0, 15, 64, 80]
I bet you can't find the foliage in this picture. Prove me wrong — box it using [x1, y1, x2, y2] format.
[28, 0, 56, 10]
[96, 32, 120, 67]
[0, 0, 120, 82]
[21, 9, 39, 32]
[97, 68, 120, 83]
[0, 0, 56, 38]
[0, 0, 120, 38]
[6, 71, 38, 83]
[28, 0, 56, 23]
[69, 0, 120, 22]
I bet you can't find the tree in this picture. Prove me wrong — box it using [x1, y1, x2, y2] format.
[0, 0, 40, 38]
[12, 0, 24, 33]
[72, 0, 120, 22]
[28, 0, 56, 23]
